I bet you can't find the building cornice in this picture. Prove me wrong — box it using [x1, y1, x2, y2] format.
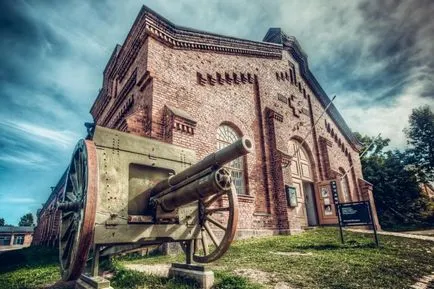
[137, 5, 282, 59]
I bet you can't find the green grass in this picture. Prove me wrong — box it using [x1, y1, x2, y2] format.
[0, 246, 60, 289]
[1, 228, 433, 288]
[119, 228, 434, 289]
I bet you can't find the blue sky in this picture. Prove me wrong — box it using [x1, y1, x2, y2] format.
[0, 0, 433, 225]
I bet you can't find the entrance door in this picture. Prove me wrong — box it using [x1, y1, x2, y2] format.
[289, 140, 318, 227]
[303, 182, 318, 226]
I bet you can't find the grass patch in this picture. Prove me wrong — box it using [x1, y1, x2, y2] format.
[110, 259, 262, 289]
[0, 246, 60, 289]
[214, 271, 263, 289]
[1, 228, 433, 288]
[111, 263, 198, 289]
[118, 228, 434, 289]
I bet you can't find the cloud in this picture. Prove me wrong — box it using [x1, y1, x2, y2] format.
[0, 152, 50, 168]
[0, 0, 432, 224]
[337, 83, 434, 149]
[274, 0, 433, 149]
[0, 196, 38, 204]
[0, 120, 78, 149]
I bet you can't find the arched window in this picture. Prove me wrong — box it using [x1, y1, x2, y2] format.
[339, 168, 351, 202]
[216, 125, 246, 195]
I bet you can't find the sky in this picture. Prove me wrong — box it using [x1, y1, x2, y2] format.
[0, 0, 433, 225]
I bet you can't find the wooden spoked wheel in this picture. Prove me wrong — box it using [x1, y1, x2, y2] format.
[187, 182, 239, 263]
[58, 140, 97, 281]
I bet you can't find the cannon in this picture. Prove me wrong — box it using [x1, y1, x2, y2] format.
[57, 125, 253, 281]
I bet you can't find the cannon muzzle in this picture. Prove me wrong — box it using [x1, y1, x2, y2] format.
[157, 168, 232, 212]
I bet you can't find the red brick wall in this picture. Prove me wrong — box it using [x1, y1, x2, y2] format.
[85, 7, 378, 236]
[33, 184, 64, 246]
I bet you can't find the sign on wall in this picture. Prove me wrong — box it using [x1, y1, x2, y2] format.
[317, 181, 338, 219]
[330, 180, 339, 205]
[285, 185, 298, 207]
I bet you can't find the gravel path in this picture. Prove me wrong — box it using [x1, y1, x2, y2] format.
[123, 263, 171, 277]
[347, 229, 434, 242]
[410, 272, 434, 289]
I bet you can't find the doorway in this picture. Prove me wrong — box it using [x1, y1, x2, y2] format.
[289, 139, 319, 227]
[303, 182, 318, 226]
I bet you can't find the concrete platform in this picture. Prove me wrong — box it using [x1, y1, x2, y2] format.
[168, 263, 214, 289]
[75, 275, 113, 289]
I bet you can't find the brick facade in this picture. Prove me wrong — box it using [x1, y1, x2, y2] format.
[32, 171, 66, 246]
[0, 227, 33, 250]
[35, 5, 380, 242]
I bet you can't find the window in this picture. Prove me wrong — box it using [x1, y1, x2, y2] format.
[13, 235, 25, 245]
[216, 125, 246, 195]
[0, 235, 11, 246]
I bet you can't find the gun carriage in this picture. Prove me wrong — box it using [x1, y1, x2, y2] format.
[57, 126, 252, 281]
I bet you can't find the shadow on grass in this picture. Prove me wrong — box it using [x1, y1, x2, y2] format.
[42, 280, 76, 289]
[0, 246, 58, 274]
[290, 242, 378, 251]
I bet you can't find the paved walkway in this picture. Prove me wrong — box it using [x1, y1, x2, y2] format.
[410, 272, 434, 289]
[402, 229, 434, 236]
[347, 228, 434, 242]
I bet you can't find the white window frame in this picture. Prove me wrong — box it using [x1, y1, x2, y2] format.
[216, 125, 246, 195]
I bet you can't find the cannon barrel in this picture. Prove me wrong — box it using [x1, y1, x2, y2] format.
[158, 168, 232, 212]
[150, 136, 253, 198]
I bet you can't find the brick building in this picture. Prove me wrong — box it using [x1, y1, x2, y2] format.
[35, 5, 379, 241]
[0, 226, 33, 251]
[32, 171, 66, 246]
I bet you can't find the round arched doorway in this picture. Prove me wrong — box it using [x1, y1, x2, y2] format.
[288, 139, 318, 227]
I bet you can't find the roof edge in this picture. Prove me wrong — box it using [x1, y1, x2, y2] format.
[263, 28, 362, 150]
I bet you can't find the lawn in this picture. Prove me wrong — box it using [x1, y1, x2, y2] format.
[1, 228, 433, 289]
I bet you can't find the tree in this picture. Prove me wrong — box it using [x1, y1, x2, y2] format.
[0, 218, 4, 226]
[354, 133, 432, 228]
[404, 105, 434, 182]
[353, 132, 390, 157]
[18, 213, 34, 227]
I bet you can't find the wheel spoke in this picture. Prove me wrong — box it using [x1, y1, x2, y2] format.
[77, 152, 83, 184]
[204, 223, 219, 247]
[206, 215, 226, 231]
[62, 228, 75, 260]
[78, 152, 86, 195]
[204, 191, 225, 207]
[62, 211, 74, 220]
[70, 172, 79, 195]
[206, 207, 230, 215]
[194, 238, 199, 254]
[61, 218, 75, 241]
[65, 191, 76, 202]
[201, 230, 209, 255]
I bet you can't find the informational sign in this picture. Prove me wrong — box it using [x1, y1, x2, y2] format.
[336, 200, 379, 246]
[285, 185, 298, 207]
[338, 201, 371, 225]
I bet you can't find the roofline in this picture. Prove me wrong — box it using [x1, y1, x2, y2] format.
[139, 5, 282, 48]
[40, 169, 68, 213]
[93, 4, 362, 150]
[263, 28, 362, 150]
